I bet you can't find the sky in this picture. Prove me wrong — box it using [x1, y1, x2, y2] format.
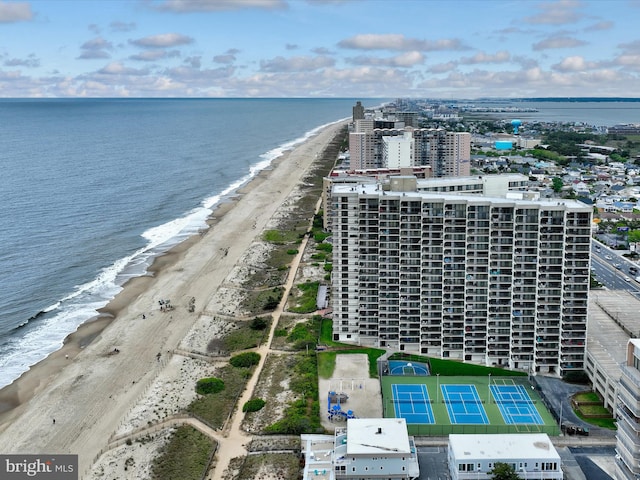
[2, 0, 640, 98]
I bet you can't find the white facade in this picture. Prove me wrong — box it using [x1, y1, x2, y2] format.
[301, 418, 419, 480]
[330, 181, 591, 376]
[413, 174, 530, 197]
[448, 434, 563, 480]
[382, 131, 414, 169]
[616, 339, 640, 480]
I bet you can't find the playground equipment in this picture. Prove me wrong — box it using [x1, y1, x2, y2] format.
[327, 391, 356, 422]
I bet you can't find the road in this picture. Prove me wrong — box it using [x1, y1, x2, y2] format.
[591, 241, 640, 297]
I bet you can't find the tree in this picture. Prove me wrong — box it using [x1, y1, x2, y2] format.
[552, 177, 564, 192]
[628, 229, 640, 244]
[489, 462, 521, 480]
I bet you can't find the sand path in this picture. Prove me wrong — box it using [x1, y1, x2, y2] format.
[209, 216, 314, 479]
[0, 121, 346, 478]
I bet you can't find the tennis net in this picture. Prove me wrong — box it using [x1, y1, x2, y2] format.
[493, 398, 537, 405]
[392, 398, 431, 404]
[442, 398, 485, 404]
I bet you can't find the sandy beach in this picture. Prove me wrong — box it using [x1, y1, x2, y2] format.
[0, 120, 349, 478]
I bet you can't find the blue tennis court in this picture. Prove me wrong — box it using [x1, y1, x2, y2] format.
[388, 360, 429, 376]
[491, 384, 544, 425]
[441, 385, 489, 424]
[391, 384, 435, 424]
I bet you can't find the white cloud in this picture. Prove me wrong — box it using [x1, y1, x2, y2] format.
[81, 37, 114, 51]
[183, 56, 201, 68]
[98, 62, 147, 75]
[338, 34, 467, 52]
[618, 40, 640, 53]
[130, 33, 193, 48]
[77, 37, 114, 60]
[213, 53, 236, 64]
[585, 20, 613, 31]
[523, 0, 584, 25]
[613, 54, 640, 71]
[552, 55, 598, 72]
[129, 50, 176, 62]
[533, 35, 588, 51]
[459, 51, 511, 65]
[428, 62, 457, 74]
[0, 1, 33, 22]
[151, 0, 286, 12]
[110, 21, 136, 32]
[4, 54, 39, 68]
[346, 51, 424, 67]
[260, 55, 335, 72]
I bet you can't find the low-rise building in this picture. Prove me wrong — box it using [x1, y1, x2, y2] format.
[301, 418, 419, 480]
[448, 433, 563, 480]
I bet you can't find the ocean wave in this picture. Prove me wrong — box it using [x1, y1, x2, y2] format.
[0, 117, 343, 390]
[0, 300, 108, 389]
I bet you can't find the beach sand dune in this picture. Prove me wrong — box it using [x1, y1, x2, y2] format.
[0, 121, 347, 478]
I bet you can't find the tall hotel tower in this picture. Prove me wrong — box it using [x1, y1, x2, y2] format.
[349, 127, 471, 177]
[330, 177, 591, 376]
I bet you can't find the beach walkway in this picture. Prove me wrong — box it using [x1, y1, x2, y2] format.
[0, 121, 346, 480]
[207, 198, 318, 480]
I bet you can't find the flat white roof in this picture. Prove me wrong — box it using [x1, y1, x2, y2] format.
[346, 418, 411, 455]
[333, 183, 590, 210]
[449, 434, 560, 460]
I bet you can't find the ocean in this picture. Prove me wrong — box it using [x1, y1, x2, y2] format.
[0, 98, 363, 389]
[1, 98, 640, 391]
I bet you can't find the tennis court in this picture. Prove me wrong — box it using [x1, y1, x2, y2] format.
[388, 360, 429, 376]
[391, 384, 435, 424]
[441, 385, 489, 425]
[491, 384, 544, 425]
[380, 374, 559, 436]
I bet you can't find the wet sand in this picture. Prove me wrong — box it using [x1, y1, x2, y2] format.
[0, 120, 347, 476]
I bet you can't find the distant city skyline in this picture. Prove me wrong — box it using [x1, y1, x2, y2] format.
[2, 0, 640, 98]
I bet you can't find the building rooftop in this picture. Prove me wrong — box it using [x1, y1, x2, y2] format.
[346, 418, 411, 455]
[588, 291, 633, 380]
[411, 173, 529, 187]
[333, 182, 591, 211]
[449, 433, 559, 460]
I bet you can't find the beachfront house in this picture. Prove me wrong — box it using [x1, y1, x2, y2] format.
[301, 418, 420, 480]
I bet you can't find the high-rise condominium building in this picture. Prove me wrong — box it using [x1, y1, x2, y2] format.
[330, 177, 591, 376]
[348, 127, 470, 177]
[352, 101, 365, 121]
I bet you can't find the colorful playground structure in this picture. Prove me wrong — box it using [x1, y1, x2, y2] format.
[327, 391, 356, 421]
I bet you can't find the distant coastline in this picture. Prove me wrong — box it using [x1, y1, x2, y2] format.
[445, 97, 640, 103]
[518, 97, 640, 102]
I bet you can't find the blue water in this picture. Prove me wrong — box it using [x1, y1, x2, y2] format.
[1, 98, 639, 391]
[0, 98, 363, 388]
[466, 99, 640, 126]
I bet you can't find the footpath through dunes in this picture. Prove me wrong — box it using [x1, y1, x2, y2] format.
[0, 120, 348, 478]
[206, 198, 317, 480]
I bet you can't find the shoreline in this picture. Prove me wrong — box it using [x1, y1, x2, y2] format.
[0, 143, 296, 423]
[0, 120, 347, 475]
[0, 195, 242, 424]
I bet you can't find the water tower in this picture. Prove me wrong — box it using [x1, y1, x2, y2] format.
[511, 119, 522, 135]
